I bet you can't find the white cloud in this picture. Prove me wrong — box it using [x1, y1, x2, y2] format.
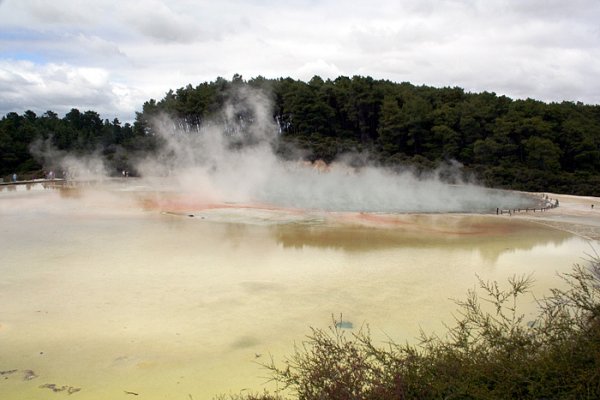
[123, 1, 212, 43]
[0, 0, 599, 121]
[295, 59, 342, 81]
[0, 61, 142, 120]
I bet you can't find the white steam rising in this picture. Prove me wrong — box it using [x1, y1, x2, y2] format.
[30, 140, 109, 181]
[137, 86, 534, 213]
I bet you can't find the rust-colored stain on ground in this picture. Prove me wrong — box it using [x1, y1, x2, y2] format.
[136, 191, 541, 238]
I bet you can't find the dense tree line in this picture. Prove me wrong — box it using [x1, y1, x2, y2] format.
[135, 74, 600, 195]
[2, 75, 600, 195]
[0, 109, 155, 179]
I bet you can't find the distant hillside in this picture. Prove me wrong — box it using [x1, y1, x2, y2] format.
[2, 75, 600, 195]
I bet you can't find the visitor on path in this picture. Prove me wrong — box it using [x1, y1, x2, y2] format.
[12, 173, 17, 182]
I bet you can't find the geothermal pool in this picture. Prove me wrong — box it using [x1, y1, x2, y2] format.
[0, 182, 597, 399]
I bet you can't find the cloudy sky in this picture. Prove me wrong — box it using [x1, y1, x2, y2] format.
[1, 0, 599, 122]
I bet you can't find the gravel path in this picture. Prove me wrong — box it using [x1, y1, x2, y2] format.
[512, 193, 600, 241]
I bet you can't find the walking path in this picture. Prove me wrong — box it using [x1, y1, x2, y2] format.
[0, 179, 65, 186]
[511, 193, 600, 241]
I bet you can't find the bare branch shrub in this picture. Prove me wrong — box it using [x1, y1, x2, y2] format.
[219, 254, 600, 400]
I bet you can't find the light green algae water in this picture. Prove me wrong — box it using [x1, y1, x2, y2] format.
[0, 183, 596, 399]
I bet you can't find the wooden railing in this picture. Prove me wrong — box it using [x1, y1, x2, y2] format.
[497, 195, 559, 215]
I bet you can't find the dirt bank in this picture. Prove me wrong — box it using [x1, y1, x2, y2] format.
[511, 193, 600, 241]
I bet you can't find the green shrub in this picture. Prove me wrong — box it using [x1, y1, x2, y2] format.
[221, 254, 600, 400]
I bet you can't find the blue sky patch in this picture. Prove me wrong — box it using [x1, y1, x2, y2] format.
[1, 51, 47, 64]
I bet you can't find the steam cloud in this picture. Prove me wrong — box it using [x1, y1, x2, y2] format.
[30, 140, 109, 181]
[133, 85, 534, 213]
[28, 85, 535, 213]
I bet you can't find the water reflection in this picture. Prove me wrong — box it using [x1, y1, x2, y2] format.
[0, 184, 595, 399]
[268, 217, 572, 262]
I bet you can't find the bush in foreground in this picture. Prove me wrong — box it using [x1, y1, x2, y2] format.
[220, 254, 600, 399]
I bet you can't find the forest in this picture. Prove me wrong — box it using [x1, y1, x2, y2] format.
[1, 74, 600, 195]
